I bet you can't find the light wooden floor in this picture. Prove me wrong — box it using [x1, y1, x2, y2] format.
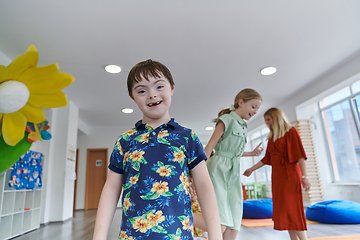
[13, 209, 360, 240]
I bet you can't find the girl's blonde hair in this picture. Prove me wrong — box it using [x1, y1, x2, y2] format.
[213, 88, 262, 122]
[264, 108, 291, 141]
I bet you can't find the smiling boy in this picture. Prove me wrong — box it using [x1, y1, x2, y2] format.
[93, 59, 222, 240]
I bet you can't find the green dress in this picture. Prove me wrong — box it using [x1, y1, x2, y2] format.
[206, 111, 247, 231]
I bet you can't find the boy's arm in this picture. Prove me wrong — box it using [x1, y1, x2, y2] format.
[191, 161, 222, 240]
[204, 121, 225, 159]
[93, 170, 123, 240]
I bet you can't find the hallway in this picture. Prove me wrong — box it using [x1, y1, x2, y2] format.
[11, 209, 360, 240]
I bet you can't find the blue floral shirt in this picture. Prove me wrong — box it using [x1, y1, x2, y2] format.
[109, 118, 206, 240]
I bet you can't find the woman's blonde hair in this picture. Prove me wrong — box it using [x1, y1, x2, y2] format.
[264, 108, 291, 141]
[213, 88, 262, 122]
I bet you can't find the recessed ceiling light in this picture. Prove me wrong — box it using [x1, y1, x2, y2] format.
[105, 65, 122, 74]
[205, 126, 214, 131]
[260, 67, 277, 76]
[122, 108, 133, 114]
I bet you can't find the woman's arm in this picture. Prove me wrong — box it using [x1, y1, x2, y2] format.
[204, 121, 225, 159]
[191, 161, 222, 240]
[93, 170, 123, 240]
[243, 161, 265, 177]
[298, 158, 311, 191]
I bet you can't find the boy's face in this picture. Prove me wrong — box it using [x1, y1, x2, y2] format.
[131, 74, 174, 124]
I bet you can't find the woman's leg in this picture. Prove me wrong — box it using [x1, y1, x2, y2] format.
[288, 230, 307, 240]
[295, 230, 308, 240]
[288, 230, 299, 240]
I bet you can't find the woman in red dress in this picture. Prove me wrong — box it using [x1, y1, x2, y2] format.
[244, 108, 311, 240]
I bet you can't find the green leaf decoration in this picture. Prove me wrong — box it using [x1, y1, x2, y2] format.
[174, 184, 183, 193]
[134, 133, 149, 143]
[122, 134, 130, 141]
[177, 215, 187, 222]
[179, 159, 184, 168]
[158, 137, 171, 145]
[171, 146, 180, 153]
[128, 216, 136, 225]
[122, 192, 132, 216]
[167, 228, 182, 240]
[0, 132, 32, 173]
[123, 173, 140, 191]
[180, 145, 186, 153]
[176, 228, 182, 236]
[191, 130, 197, 141]
[133, 161, 140, 171]
[151, 225, 167, 234]
[140, 191, 160, 200]
[162, 191, 174, 197]
[131, 156, 148, 171]
[123, 182, 132, 191]
[170, 146, 185, 168]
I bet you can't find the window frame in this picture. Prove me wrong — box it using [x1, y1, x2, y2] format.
[319, 85, 360, 183]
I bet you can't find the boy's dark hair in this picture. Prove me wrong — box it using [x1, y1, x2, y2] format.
[127, 59, 175, 97]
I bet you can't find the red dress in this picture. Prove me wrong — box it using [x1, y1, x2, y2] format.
[261, 127, 307, 231]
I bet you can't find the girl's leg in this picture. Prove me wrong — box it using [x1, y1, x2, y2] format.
[223, 228, 238, 240]
[221, 225, 227, 233]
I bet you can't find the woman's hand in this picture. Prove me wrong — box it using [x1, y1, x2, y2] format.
[302, 177, 311, 191]
[243, 168, 253, 177]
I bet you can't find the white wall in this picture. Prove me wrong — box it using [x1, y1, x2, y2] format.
[30, 109, 53, 224]
[29, 103, 79, 223]
[0, 50, 11, 65]
[75, 124, 133, 210]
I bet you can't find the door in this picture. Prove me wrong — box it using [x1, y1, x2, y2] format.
[74, 148, 79, 211]
[85, 148, 108, 210]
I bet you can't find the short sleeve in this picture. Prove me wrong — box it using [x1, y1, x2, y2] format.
[287, 127, 307, 163]
[217, 114, 230, 132]
[187, 130, 207, 170]
[108, 137, 124, 174]
[261, 146, 271, 165]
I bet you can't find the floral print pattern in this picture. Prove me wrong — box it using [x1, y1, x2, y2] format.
[109, 119, 206, 239]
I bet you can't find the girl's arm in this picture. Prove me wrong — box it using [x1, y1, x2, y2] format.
[243, 161, 265, 177]
[242, 142, 263, 157]
[191, 161, 222, 240]
[204, 121, 225, 159]
[298, 158, 311, 191]
[93, 170, 123, 240]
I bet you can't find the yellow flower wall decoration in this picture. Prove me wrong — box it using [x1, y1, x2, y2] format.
[0, 45, 74, 146]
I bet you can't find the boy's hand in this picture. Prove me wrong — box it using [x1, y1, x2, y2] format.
[251, 143, 263, 156]
[243, 168, 253, 177]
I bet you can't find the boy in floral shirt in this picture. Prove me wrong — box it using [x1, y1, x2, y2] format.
[93, 59, 222, 240]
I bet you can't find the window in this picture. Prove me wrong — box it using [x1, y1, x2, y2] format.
[320, 80, 360, 182]
[244, 127, 271, 183]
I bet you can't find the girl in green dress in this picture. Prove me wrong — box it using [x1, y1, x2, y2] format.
[205, 88, 263, 240]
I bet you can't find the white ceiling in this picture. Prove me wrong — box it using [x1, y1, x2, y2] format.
[1, 1, 360, 139]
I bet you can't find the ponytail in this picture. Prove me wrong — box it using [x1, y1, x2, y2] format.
[212, 107, 231, 122]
